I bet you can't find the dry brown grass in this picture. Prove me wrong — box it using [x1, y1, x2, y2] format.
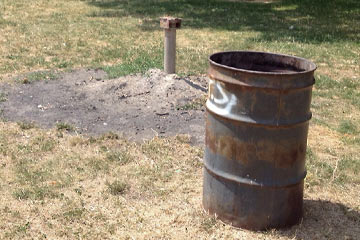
[0, 122, 359, 239]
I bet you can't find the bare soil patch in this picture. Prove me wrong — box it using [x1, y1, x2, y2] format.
[0, 69, 207, 144]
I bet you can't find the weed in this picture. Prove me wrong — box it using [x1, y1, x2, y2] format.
[69, 136, 86, 146]
[74, 188, 83, 196]
[88, 157, 110, 174]
[32, 136, 56, 152]
[17, 222, 31, 234]
[99, 131, 119, 140]
[17, 71, 57, 84]
[57, 61, 71, 69]
[306, 148, 332, 187]
[306, 147, 317, 162]
[63, 207, 85, 220]
[88, 136, 98, 144]
[344, 136, 360, 146]
[13, 187, 58, 200]
[339, 156, 360, 176]
[0, 92, 7, 102]
[176, 97, 206, 111]
[200, 215, 217, 233]
[175, 134, 191, 144]
[106, 180, 129, 195]
[339, 78, 360, 107]
[331, 155, 360, 185]
[56, 122, 74, 132]
[338, 120, 358, 135]
[106, 151, 133, 165]
[99, 145, 108, 152]
[17, 121, 36, 130]
[16, 144, 33, 154]
[4, 222, 31, 238]
[16, 164, 49, 185]
[13, 188, 32, 200]
[107, 224, 117, 235]
[315, 74, 340, 89]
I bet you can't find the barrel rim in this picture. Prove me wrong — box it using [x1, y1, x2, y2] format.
[209, 50, 317, 76]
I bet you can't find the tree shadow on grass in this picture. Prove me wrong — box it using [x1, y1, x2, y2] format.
[279, 199, 360, 240]
[86, 0, 360, 44]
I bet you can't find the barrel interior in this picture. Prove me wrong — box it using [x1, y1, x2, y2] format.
[210, 51, 316, 74]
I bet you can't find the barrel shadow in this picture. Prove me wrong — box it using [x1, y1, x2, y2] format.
[278, 199, 360, 240]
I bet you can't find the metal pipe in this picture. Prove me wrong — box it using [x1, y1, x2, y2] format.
[164, 28, 176, 74]
[160, 17, 182, 74]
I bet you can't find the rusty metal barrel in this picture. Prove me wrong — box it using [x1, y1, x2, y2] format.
[203, 51, 317, 230]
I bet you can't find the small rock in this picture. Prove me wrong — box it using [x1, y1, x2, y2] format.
[155, 112, 169, 116]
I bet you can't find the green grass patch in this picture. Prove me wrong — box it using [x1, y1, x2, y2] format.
[13, 186, 59, 201]
[102, 51, 162, 78]
[338, 78, 360, 107]
[16, 71, 58, 84]
[63, 207, 86, 220]
[56, 122, 75, 132]
[31, 135, 57, 152]
[306, 148, 333, 186]
[315, 74, 340, 90]
[99, 132, 120, 140]
[4, 222, 31, 239]
[17, 121, 36, 130]
[87, 157, 110, 174]
[338, 120, 358, 135]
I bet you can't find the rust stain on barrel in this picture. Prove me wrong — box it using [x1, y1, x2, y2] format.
[206, 120, 251, 166]
[203, 51, 316, 230]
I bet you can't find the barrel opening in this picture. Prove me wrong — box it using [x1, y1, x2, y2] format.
[210, 51, 316, 74]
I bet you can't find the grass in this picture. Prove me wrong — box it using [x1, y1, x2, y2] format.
[0, 0, 359, 79]
[176, 96, 206, 111]
[106, 180, 129, 195]
[338, 120, 358, 135]
[56, 122, 75, 132]
[17, 121, 36, 130]
[0, 122, 358, 239]
[106, 150, 133, 165]
[15, 70, 58, 84]
[0, 0, 359, 239]
[0, 122, 359, 238]
[0, 92, 7, 102]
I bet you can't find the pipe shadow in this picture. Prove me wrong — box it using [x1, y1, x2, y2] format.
[278, 199, 360, 240]
[85, 0, 359, 44]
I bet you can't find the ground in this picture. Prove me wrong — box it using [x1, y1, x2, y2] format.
[0, 69, 207, 145]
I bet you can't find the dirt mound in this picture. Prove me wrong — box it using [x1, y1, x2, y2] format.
[0, 69, 208, 144]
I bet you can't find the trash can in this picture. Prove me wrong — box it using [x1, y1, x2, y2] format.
[203, 51, 317, 230]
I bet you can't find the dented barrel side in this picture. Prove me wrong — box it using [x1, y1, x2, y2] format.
[203, 51, 316, 230]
